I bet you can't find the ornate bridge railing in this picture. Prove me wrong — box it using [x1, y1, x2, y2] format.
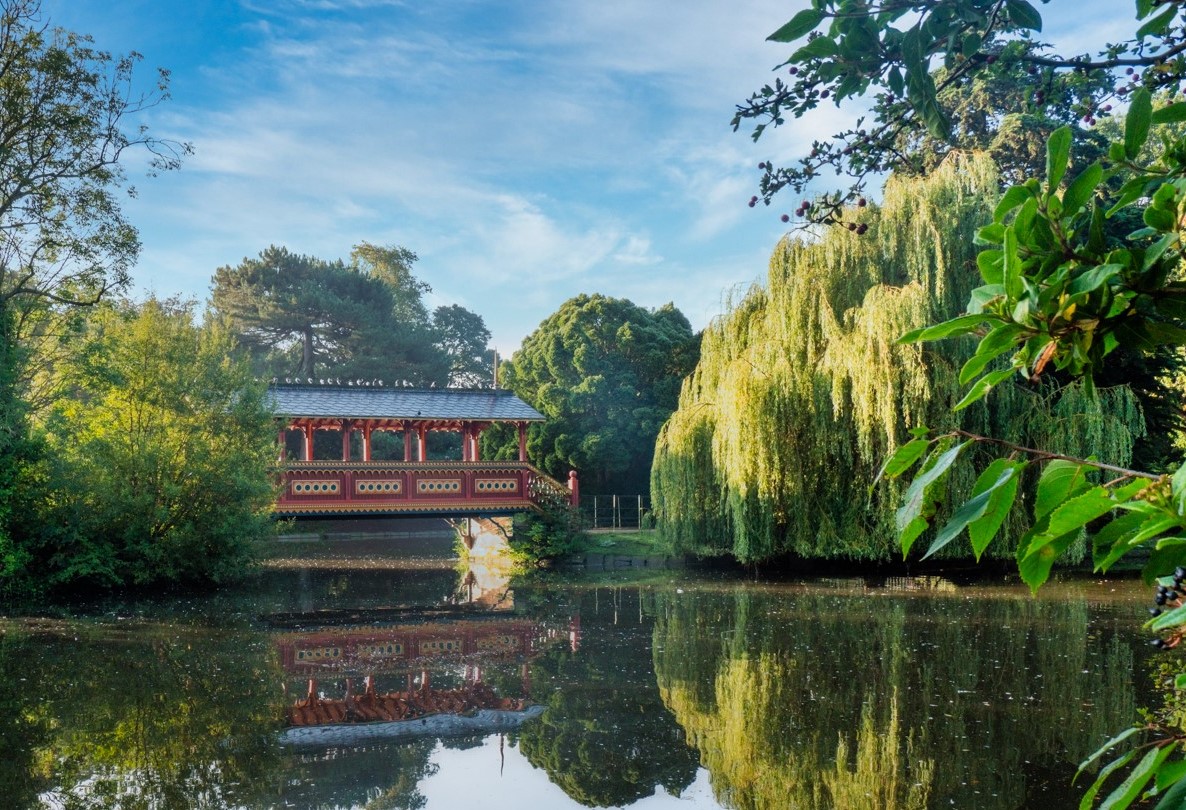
[275, 460, 576, 518]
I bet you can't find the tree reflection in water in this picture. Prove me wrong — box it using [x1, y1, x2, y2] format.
[652, 582, 1138, 809]
[517, 584, 701, 806]
[0, 620, 283, 808]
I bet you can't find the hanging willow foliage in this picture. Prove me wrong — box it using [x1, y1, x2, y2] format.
[651, 154, 1145, 562]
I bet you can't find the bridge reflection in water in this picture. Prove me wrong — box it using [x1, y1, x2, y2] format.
[266, 568, 579, 747]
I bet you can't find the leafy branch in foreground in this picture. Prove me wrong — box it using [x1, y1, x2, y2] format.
[741, 0, 1184, 225]
[879, 69, 1186, 810]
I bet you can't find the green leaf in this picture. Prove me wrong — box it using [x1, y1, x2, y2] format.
[994, 184, 1033, 222]
[1126, 88, 1153, 159]
[1043, 486, 1122, 539]
[1079, 727, 1143, 775]
[1157, 757, 1186, 791]
[1153, 103, 1186, 125]
[873, 437, 931, 484]
[1003, 225, 1022, 299]
[1046, 126, 1072, 190]
[959, 323, 1021, 384]
[1150, 603, 1186, 632]
[953, 365, 1015, 411]
[1018, 523, 1078, 592]
[968, 284, 1006, 314]
[968, 459, 1024, 559]
[1144, 233, 1179, 272]
[1005, 0, 1042, 31]
[1099, 744, 1175, 810]
[1154, 766, 1186, 810]
[900, 514, 930, 558]
[1036, 460, 1092, 520]
[898, 313, 988, 344]
[768, 9, 826, 43]
[793, 36, 839, 60]
[923, 464, 1018, 559]
[977, 249, 1004, 284]
[1062, 163, 1103, 216]
[1081, 749, 1140, 809]
[1067, 264, 1123, 297]
[897, 441, 970, 540]
[1147, 322, 1186, 346]
[1094, 510, 1152, 571]
[1137, 2, 1177, 38]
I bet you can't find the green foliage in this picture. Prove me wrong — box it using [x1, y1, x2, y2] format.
[843, 9, 1186, 805]
[0, 306, 39, 600]
[432, 303, 493, 388]
[651, 156, 1144, 563]
[7, 298, 278, 592]
[510, 499, 587, 563]
[488, 294, 699, 496]
[738, 0, 1182, 223]
[211, 243, 486, 386]
[212, 245, 372, 378]
[0, 0, 187, 315]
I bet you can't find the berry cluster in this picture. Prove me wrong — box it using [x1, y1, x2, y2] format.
[1149, 567, 1186, 649]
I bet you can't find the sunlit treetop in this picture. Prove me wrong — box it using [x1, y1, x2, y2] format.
[737, 0, 1186, 225]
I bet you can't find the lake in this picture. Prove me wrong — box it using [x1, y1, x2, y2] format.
[0, 536, 1159, 809]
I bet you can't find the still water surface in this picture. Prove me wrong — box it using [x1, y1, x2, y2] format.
[0, 540, 1160, 809]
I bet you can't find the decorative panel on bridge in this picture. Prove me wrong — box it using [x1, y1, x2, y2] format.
[268, 383, 576, 517]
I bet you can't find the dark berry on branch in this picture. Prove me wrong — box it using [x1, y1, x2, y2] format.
[1151, 607, 1164, 617]
[781, 214, 790, 223]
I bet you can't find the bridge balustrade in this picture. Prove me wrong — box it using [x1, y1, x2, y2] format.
[276, 460, 573, 517]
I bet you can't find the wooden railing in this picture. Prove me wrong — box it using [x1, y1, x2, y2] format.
[275, 460, 576, 517]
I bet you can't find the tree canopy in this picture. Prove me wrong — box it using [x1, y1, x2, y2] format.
[488, 294, 699, 496]
[0, 0, 187, 316]
[210, 244, 492, 387]
[651, 155, 1144, 563]
[8, 298, 277, 592]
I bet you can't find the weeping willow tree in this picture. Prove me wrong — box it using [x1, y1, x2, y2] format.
[652, 154, 1144, 562]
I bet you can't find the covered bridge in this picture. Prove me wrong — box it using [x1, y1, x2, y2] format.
[270, 383, 575, 518]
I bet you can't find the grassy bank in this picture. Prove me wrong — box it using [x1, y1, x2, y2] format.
[577, 529, 677, 557]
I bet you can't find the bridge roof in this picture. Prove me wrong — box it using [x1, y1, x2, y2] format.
[267, 384, 544, 422]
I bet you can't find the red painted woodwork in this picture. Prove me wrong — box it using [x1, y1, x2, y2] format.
[276, 460, 573, 517]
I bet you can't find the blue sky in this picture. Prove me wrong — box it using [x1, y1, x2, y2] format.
[41, 0, 1126, 352]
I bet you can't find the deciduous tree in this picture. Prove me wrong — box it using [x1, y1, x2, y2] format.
[0, 0, 187, 315]
[488, 294, 699, 496]
[10, 298, 277, 592]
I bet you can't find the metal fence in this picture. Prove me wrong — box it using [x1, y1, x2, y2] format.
[582, 495, 651, 529]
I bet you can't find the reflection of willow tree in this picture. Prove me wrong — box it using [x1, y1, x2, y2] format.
[653, 588, 1136, 809]
[518, 585, 699, 807]
[2, 621, 284, 808]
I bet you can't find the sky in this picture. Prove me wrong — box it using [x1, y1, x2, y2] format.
[40, 0, 1129, 354]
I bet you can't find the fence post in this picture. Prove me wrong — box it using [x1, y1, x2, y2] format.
[593, 495, 598, 529]
[638, 495, 643, 529]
